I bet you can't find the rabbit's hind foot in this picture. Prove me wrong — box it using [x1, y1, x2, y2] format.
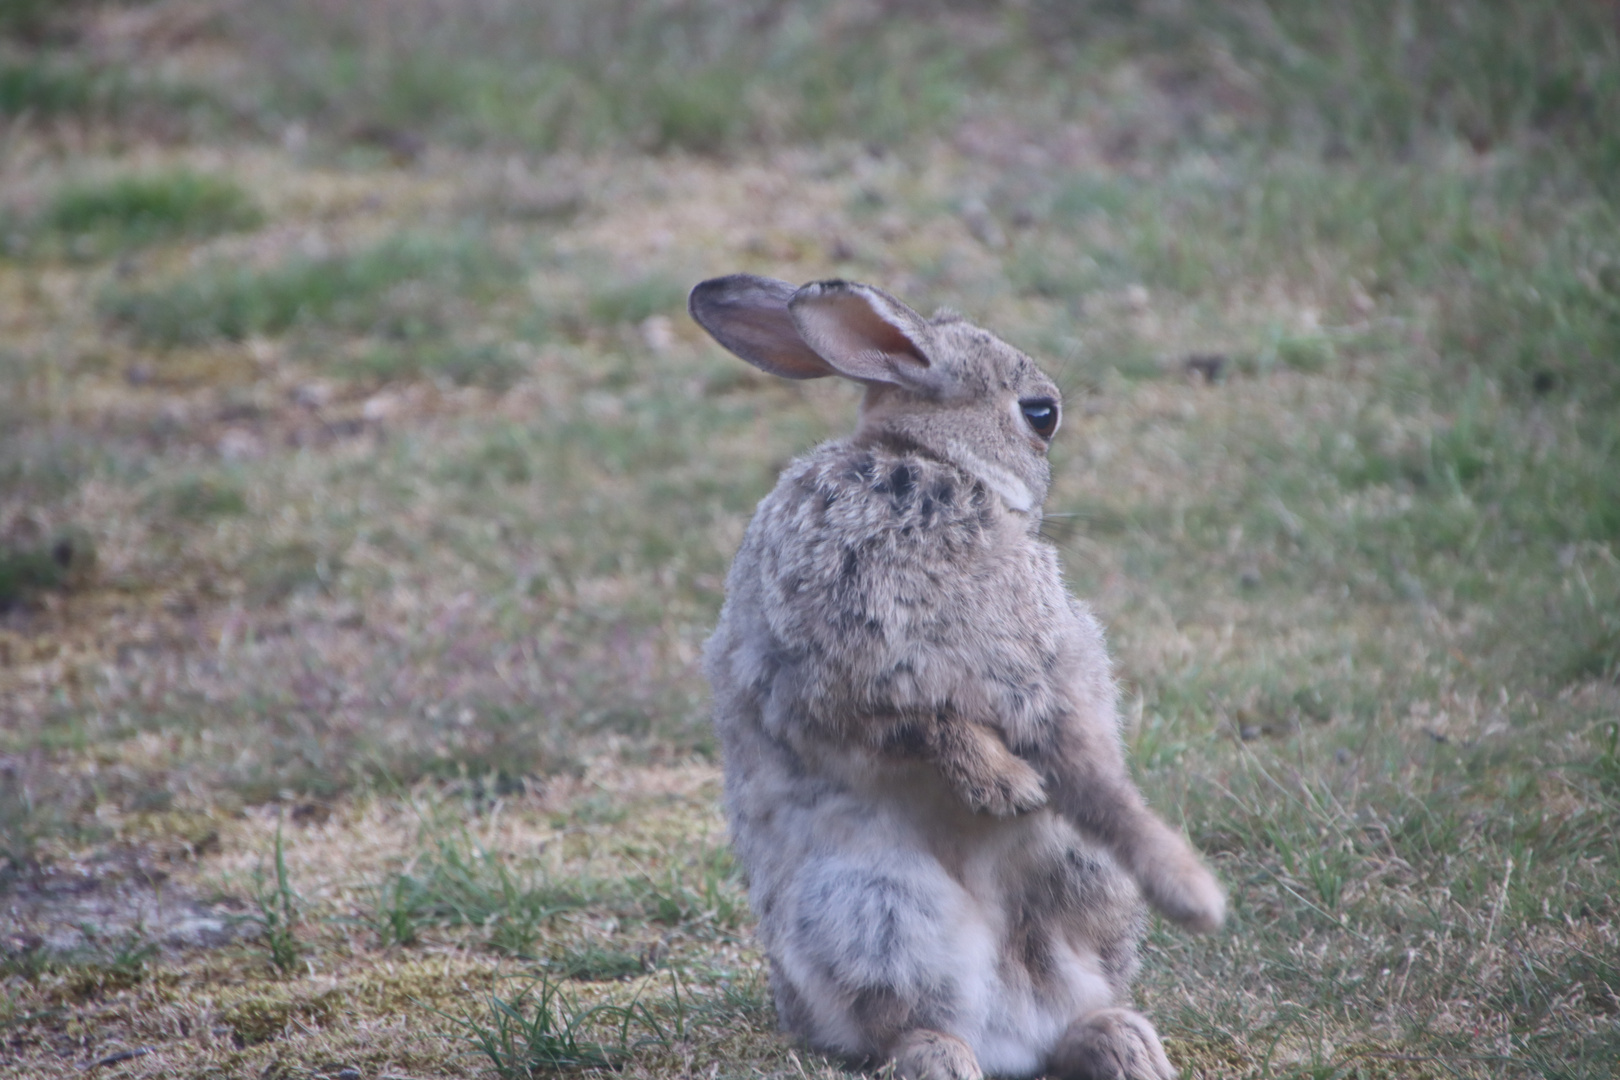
[1047, 1008, 1175, 1080]
[892, 1029, 983, 1080]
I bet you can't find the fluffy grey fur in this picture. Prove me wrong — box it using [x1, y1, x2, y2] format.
[691, 275, 1224, 1080]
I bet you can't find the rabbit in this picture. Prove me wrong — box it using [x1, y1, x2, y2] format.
[689, 274, 1225, 1080]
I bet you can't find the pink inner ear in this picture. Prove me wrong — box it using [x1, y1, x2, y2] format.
[842, 295, 930, 367]
[799, 291, 931, 376]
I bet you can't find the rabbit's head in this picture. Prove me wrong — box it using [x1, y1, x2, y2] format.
[690, 274, 1062, 513]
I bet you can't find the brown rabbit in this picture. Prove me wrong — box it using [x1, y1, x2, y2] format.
[691, 275, 1224, 1080]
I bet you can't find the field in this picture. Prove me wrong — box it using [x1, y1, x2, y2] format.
[2, 2, 1618, 1077]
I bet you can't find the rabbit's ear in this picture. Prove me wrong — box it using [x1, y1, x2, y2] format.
[689, 275, 839, 380]
[788, 280, 941, 391]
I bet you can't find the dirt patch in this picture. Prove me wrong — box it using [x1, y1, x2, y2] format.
[3, 847, 245, 959]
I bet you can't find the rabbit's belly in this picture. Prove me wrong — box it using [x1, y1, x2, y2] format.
[754, 783, 1122, 1076]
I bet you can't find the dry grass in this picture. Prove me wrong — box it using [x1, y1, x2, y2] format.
[3, 2, 1618, 1078]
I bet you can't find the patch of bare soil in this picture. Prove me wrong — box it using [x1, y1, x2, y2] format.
[3, 846, 246, 958]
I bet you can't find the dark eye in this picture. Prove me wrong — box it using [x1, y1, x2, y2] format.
[1020, 398, 1059, 439]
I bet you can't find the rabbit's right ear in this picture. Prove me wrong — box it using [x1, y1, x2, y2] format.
[689, 275, 839, 380]
[786, 280, 940, 392]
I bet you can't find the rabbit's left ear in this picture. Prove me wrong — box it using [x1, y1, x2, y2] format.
[689, 274, 840, 380]
[788, 280, 944, 392]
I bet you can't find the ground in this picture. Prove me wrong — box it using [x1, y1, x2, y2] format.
[1, 2, 1618, 1078]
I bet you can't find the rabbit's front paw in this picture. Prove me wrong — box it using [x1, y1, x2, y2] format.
[1147, 858, 1225, 934]
[966, 753, 1049, 817]
[936, 724, 1048, 817]
[1129, 824, 1226, 933]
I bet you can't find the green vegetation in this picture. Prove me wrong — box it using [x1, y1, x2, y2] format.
[0, 0, 93, 42]
[146, 473, 249, 520]
[583, 273, 687, 328]
[225, 1, 1006, 154]
[0, 55, 102, 117]
[365, 827, 591, 956]
[340, 340, 530, 389]
[245, 828, 304, 976]
[209, 0, 1620, 180]
[35, 170, 262, 256]
[547, 942, 648, 982]
[0, 52, 224, 136]
[0, 542, 66, 608]
[637, 844, 746, 934]
[1, 1, 1616, 1078]
[101, 232, 505, 346]
[445, 975, 639, 1077]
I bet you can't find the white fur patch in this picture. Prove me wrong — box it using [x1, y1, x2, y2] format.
[946, 440, 1036, 513]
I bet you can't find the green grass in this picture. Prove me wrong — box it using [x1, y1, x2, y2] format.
[635, 844, 746, 935]
[224, 0, 1014, 155]
[339, 340, 530, 389]
[547, 942, 649, 982]
[362, 813, 747, 959]
[0, 767, 74, 884]
[0, 542, 66, 609]
[145, 474, 250, 520]
[0, 0, 95, 43]
[100, 231, 507, 347]
[443, 967, 775, 1080]
[244, 827, 303, 976]
[365, 827, 591, 956]
[0, 527, 92, 609]
[205, 0, 1620, 183]
[444, 974, 636, 1077]
[583, 273, 687, 328]
[0, 53, 102, 116]
[0, 48, 226, 138]
[35, 170, 262, 257]
[1142, 711, 1620, 1077]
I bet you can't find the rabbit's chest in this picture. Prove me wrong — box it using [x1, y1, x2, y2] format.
[748, 470, 1086, 739]
[770, 467, 1064, 627]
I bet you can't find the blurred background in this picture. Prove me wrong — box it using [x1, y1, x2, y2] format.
[1, 2, 1617, 1077]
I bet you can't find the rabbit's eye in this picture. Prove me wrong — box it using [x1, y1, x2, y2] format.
[1020, 398, 1059, 439]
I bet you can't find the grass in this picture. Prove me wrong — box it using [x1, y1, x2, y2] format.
[145, 473, 249, 520]
[339, 340, 530, 390]
[364, 825, 591, 956]
[361, 806, 746, 958]
[31, 170, 262, 257]
[635, 843, 746, 935]
[583, 273, 688, 328]
[0, 541, 67, 609]
[222, 0, 1015, 155]
[244, 827, 304, 977]
[443, 974, 637, 1076]
[445, 967, 776, 1079]
[547, 942, 649, 982]
[0, 48, 226, 140]
[197, 0, 1620, 187]
[100, 231, 507, 347]
[0, 1, 1617, 1078]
